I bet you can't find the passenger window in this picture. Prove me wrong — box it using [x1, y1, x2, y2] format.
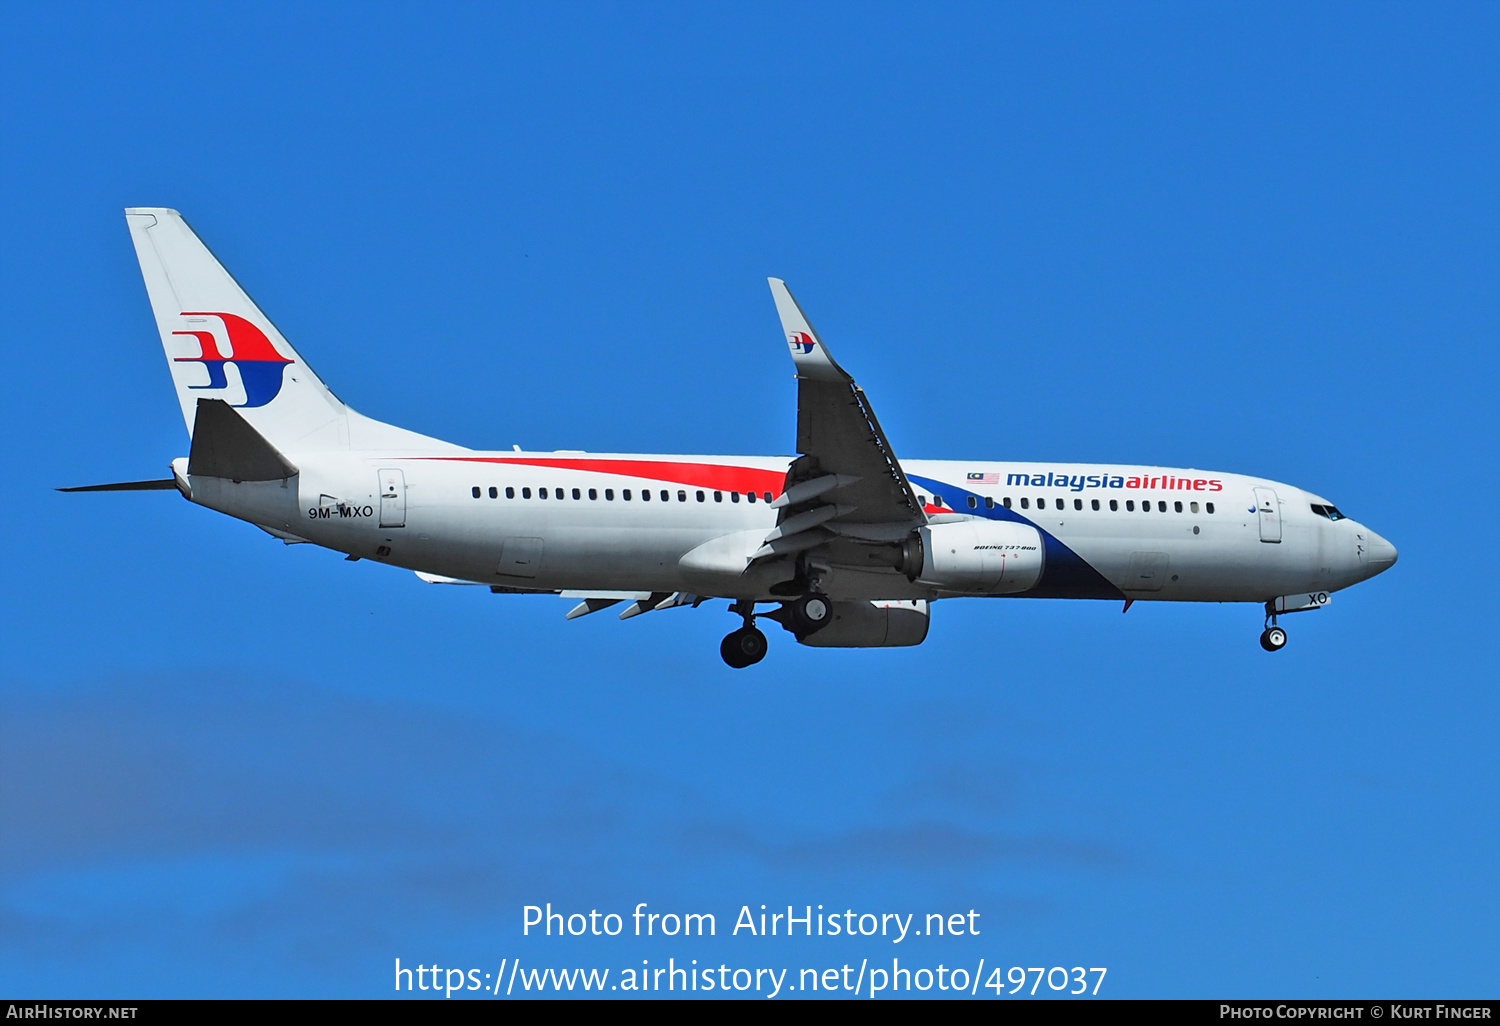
[661, 490, 670, 502]
[1091, 499, 1099, 510]
[1174, 501, 1182, 513]
[1126, 500, 1135, 511]
[918, 494, 927, 506]
[605, 489, 614, 500]
[1206, 502, 1215, 514]
[1158, 501, 1167, 512]
[747, 491, 756, 503]
[557, 489, 565, 500]
[678, 490, 686, 502]
[539, 487, 548, 499]
[588, 488, 597, 500]
[764, 492, 773, 503]
[713, 491, 722, 502]
[1110, 499, 1118, 511]
[696, 490, 705, 502]
[1020, 497, 1029, 509]
[641, 489, 650, 501]
[1074, 499, 1082, 511]
[967, 496, 977, 509]
[572, 488, 581, 500]
[985, 496, 994, 509]
[488, 486, 497, 498]
[623, 489, 632, 500]
[1037, 498, 1046, 510]
[1003, 497, 1012, 509]
[1190, 501, 1198, 513]
[933, 495, 944, 508]
[471, 486, 480, 498]
[522, 487, 532, 499]
[506, 487, 515, 499]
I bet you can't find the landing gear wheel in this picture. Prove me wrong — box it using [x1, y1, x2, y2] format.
[720, 626, 768, 668]
[1260, 626, 1287, 652]
[790, 592, 832, 636]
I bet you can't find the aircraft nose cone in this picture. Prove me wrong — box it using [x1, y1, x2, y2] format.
[1366, 531, 1398, 574]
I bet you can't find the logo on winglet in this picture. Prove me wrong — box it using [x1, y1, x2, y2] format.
[788, 331, 816, 355]
[172, 312, 292, 408]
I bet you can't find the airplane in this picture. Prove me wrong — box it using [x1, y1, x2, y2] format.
[64, 208, 1397, 667]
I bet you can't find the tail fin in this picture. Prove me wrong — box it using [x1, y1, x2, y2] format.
[125, 208, 347, 449]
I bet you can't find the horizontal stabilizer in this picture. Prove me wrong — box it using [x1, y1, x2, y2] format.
[187, 398, 298, 481]
[58, 479, 177, 492]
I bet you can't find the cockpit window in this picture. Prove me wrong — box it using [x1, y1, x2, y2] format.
[1311, 503, 1348, 522]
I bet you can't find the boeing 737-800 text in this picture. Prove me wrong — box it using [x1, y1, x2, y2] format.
[65, 209, 1397, 666]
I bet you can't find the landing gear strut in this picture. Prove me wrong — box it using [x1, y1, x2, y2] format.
[1260, 609, 1288, 652]
[721, 600, 768, 669]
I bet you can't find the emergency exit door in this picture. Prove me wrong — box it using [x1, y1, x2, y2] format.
[1253, 486, 1281, 543]
[378, 469, 406, 528]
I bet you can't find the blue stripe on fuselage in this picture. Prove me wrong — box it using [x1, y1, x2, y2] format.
[907, 474, 1123, 600]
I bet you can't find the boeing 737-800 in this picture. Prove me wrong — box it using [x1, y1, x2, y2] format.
[65, 209, 1397, 667]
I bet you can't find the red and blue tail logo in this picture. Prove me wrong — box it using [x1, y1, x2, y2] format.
[171, 312, 292, 408]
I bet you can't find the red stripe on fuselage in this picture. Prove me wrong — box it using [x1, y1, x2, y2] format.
[420, 456, 787, 495]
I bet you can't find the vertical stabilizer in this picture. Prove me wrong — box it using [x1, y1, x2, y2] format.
[125, 208, 347, 450]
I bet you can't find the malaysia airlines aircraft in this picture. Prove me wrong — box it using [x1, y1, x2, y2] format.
[67, 209, 1396, 667]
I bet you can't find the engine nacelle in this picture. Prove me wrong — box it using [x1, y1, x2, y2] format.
[794, 600, 930, 648]
[917, 519, 1044, 594]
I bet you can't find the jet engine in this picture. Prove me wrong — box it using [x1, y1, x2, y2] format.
[792, 599, 931, 648]
[916, 520, 1044, 593]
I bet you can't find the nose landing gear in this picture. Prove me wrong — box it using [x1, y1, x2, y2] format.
[1260, 607, 1288, 652]
[721, 599, 768, 669]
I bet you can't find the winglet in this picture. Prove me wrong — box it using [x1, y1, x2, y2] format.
[768, 278, 851, 383]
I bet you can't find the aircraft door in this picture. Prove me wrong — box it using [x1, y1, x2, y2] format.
[498, 537, 544, 578]
[1126, 551, 1169, 591]
[378, 469, 406, 528]
[1253, 486, 1281, 543]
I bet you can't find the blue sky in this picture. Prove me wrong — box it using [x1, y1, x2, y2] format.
[1, 1, 1495, 999]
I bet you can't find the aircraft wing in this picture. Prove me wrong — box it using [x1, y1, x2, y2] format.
[766, 278, 924, 548]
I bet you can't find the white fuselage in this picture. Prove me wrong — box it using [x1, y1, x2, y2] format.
[174, 449, 1396, 606]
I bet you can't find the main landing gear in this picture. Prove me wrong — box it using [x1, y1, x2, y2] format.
[721, 599, 768, 669]
[1260, 608, 1288, 652]
[719, 589, 834, 668]
[721, 626, 768, 668]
